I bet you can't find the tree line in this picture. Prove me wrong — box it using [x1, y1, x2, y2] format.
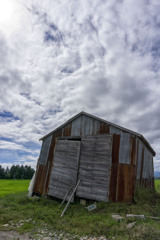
[0, 165, 35, 179]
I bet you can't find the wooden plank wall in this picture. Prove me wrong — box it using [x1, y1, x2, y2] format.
[76, 135, 112, 202]
[48, 140, 80, 201]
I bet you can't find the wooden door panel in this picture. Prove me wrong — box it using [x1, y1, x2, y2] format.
[48, 140, 80, 201]
[76, 135, 112, 202]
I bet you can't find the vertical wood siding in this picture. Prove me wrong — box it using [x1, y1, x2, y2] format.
[135, 139, 139, 183]
[43, 129, 62, 194]
[109, 134, 136, 203]
[118, 133, 131, 164]
[38, 135, 52, 165]
[33, 165, 48, 194]
[109, 134, 120, 201]
[48, 140, 80, 201]
[76, 135, 112, 202]
[62, 123, 72, 137]
[135, 138, 154, 188]
[71, 115, 109, 136]
[116, 164, 135, 202]
[130, 136, 136, 165]
[110, 126, 122, 135]
[136, 139, 143, 181]
[110, 122, 154, 190]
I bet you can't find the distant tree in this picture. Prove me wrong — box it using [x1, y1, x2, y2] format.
[5, 167, 10, 179]
[0, 165, 5, 179]
[0, 164, 35, 179]
[24, 165, 35, 179]
[10, 165, 17, 179]
[20, 165, 24, 179]
[15, 165, 22, 179]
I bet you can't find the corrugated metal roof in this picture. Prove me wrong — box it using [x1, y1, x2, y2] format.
[39, 111, 156, 156]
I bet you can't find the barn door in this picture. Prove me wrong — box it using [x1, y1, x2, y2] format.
[48, 140, 80, 201]
[76, 135, 112, 202]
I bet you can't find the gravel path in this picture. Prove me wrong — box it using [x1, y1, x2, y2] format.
[0, 230, 32, 240]
[1, 220, 110, 240]
[0, 230, 110, 240]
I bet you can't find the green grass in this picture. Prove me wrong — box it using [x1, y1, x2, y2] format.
[0, 179, 160, 240]
[0, 179, 30, 198]
[155, 179, 160, 193]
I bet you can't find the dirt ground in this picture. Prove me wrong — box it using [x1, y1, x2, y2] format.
[0, 231, 32, 240]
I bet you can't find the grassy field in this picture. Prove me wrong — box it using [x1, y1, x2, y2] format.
[155, 179, 160, 193]
[0, 179, 30, 198]
[0, 179, 160, 240]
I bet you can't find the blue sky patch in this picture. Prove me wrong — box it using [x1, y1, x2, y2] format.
[61, 67, 74, 74]
[44, 30, 63, 43]
[44, 31, 56, 42]
[0, 111, 19, 121]
[49, 23, 58, 31]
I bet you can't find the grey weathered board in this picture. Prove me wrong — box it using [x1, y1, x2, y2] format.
[76, 135, 112, 202]
[48, 140, 81, 202]
[38, 135, 52, 165]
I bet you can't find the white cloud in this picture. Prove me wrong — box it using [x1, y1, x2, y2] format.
[0, 0, 160, 170]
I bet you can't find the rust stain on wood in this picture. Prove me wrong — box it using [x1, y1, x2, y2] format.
[109, 134, 120, 201]
[112, 134, 120, 163]
[98, 122, 110, 134]
[39, 165, 48, 194]
[63, 123, 72, 136]
[116, 163, 135, 203]
[33, 165, 47, 194]
[109, 163, 118, 202]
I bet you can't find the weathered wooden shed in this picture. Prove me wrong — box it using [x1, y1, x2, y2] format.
[33, 112, 155, 203]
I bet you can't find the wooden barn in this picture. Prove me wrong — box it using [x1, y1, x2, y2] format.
[33, 111, 155, 203]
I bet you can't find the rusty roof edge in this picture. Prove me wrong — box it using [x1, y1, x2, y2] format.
[39, 111, 156, 156]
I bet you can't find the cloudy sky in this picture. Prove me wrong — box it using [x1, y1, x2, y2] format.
[0, 0, 160, 171]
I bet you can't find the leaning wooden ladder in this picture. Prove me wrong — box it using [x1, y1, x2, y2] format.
[60, 179, 81, 217]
